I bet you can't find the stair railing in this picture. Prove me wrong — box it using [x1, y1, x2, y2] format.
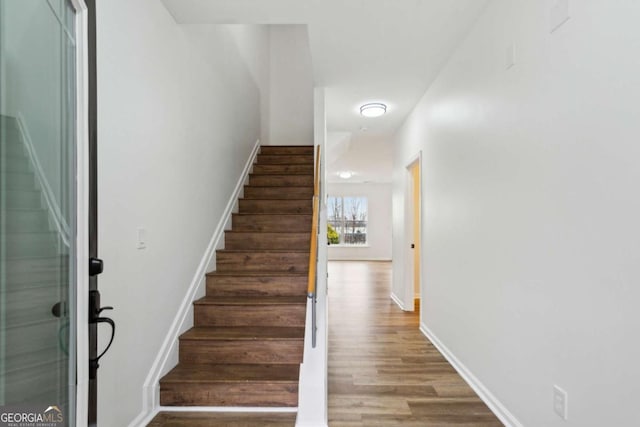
[307, 145, 321, 348]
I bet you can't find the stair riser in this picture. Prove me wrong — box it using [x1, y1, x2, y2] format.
[4, 320, 62, 359]
[179, 340, 303, 364]
[249, 174, 313, 187]
[225, 233, 310, 250]
[5, 191, 42, 209]
[194, 304, 306, 327]
[160, 383, 298, 407]
[239, 199, 312, 214]
[260, 146, 314, 155]
[3, 172, 35, 191]
[3, 234, 59, 258]
[232, 214, 312, 232]
[4, 285, 62, 328]
[5, 257, 67, 285]
[253, 164, 314, 175]
[0, 158, 30, 173]
[256, 155, 313, 165]
[3, 143, 26, 158]
[5, 210, 50, 232]
[243, 186, 313, 199]
[216, 251, 309, 273]
[206, 275, 307, 297]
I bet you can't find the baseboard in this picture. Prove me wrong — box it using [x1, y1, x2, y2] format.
[390, 291, 406, 311]
[128, 139, 262, 427]
[16, 113, 71, 247]
[419, 323, 524, 427]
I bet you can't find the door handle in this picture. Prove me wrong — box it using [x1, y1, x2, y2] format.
[411, 243, 415, 249]
[89, 290, 115, 378]
[51, 301, 68, 318]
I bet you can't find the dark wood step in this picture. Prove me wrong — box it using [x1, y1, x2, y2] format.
[193, 296, 306, 327]
[243, 186, 313, 200]
[206, 271, 307, 297]
[178, 326, 304, 364]
[239, 199, 311, 214]
[253, 164, 314, 175]
[253, 165, 313, 176]
[216, 250, 309, 273]
[232, 214, 312, 232]
[225, 231, 309, 250]
[260, 145, 314, 155]
[249, 174, 313, 187]
[256, 154, 313, 165]
[148, 411, 297, 426]
[160, 363, 300, 406]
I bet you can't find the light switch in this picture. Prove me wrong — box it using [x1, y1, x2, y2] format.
[137, 227, 147, 249]
[506, 44, 516, 69]
[550, 0, 570, 33]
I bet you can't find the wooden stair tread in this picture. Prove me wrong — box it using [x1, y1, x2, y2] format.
[206, 271, 307, 277]
[161, 363, 300, 384]
[217, 249, 308, 253]
[194, 296, 306, 306]
[180, 326, 305, 340]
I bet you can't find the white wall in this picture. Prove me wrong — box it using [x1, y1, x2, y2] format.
[268, 25, 314, 145]
[393, 1, 640, 426]
[328, 183, 392, 261]
[227, 25, 271, 146]
[96, 1, 267, 425]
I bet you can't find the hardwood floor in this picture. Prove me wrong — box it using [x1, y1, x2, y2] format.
[328, 261, 503, 426]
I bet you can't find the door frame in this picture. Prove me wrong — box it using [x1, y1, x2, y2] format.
[403, 152, 422, 312]
[70, 0, 90, 424]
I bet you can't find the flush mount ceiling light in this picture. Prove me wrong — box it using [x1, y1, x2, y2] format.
[360, 102, 387, 118]
[338, 171, 353, 179]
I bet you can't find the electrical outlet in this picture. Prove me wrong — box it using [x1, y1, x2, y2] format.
[553, 385, 568, 420]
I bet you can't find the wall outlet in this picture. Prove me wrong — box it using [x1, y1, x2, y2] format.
[553, 385, 568, 420]
[136, 227, 147, 249]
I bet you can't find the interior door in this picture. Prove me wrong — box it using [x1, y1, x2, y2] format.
[0, 0, 81, 424]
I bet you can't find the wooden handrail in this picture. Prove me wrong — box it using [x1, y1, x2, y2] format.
[307, 145, 321, 297]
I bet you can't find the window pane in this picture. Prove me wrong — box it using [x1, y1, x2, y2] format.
[327, 196, 367, 246]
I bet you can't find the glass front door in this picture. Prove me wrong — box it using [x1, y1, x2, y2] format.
[0, 0, 78, 424]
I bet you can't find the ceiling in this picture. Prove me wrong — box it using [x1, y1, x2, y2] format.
[162, 0, 488, 181]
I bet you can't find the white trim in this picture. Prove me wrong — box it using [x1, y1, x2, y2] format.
[128, 139, 262, 427]
[402, 152, 422, 312]
[296, 87, 329, 427]
[419, 323, 524, 427]
[390, 291, 406, 311]
[15, 113, 71, 248]
[70, 0, 89, 426]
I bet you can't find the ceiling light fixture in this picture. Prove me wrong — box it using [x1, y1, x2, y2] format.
[360, 102, 387, 118]
[338, 171, 353, 179]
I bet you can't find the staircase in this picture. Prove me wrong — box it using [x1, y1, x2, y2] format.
[158, 145, 314, 408]
[0, 115, 70, 404]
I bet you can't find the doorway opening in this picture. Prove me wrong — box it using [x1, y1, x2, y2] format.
[404, 154, 421, 312]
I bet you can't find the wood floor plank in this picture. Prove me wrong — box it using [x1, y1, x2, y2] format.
[328, 261, 503, 426]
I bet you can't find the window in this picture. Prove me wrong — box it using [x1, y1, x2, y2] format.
[327, 196, 368, 245]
